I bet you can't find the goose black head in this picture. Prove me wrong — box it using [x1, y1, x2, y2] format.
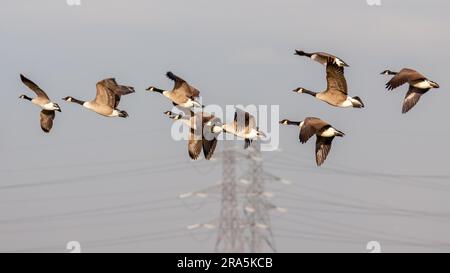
[62, 96, 73, 102]
[293, 87, 305, 93]
[352, 96, 365, 108]
[146, 86, 164, 93]
[279, 119, 301, 126]
[294, 50, 309, 56]
[119, 110, 129, 118]
[53, 103, 62, 112]
[19, 94, 32, 101]
[380, 70, 397, 75]
[279, 119, 291, 125]
[430, 81, 440, 88]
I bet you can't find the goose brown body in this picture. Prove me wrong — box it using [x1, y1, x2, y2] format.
[63, 78, 134, 118]
[280, 117, 345, 166]
[382, 68, 440, 113]
[19, 74, 61, 133]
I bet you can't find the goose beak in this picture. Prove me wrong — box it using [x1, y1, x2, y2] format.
[57, 109, 62, 112]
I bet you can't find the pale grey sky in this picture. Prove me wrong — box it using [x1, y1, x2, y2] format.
[1, 0, 450, 253]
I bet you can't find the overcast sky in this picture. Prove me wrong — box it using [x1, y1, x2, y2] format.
[1, 0, 450, 253]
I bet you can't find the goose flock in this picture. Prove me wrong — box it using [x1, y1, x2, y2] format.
[18, 49, 441, 166]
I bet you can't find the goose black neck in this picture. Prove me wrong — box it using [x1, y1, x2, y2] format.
[153, 87, 165, 94]
[288, 121, 301, 126]
[303, 89, 317, 97]
[21, 95, 32, 101]
[71, 98, 85, 105]
[295, 50, 312, 58]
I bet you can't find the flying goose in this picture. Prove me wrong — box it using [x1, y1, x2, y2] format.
[381, 68, 440, 113]
[280, 117, 345, 166]
[147, 72, 202, 109]
[19, 74, 61, 133]
[221, 109, 267, 149]
[295, 50, 349, 67]
[62, 78, 134, 118]
[164, 111, 222, 160]
[293, 62, 365, 108]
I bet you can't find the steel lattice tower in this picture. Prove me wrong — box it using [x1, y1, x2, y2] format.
[215, 143, 245, 253]
[243, 142, 276, 253]
[183, 142, 282, 253]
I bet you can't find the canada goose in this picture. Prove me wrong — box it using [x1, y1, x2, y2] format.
[381, 68, 440, 113]
[280, 117, 345, 166]
[62, 78, 134, 118]
[221, 109, 267, 149]
[295, 50, 349, 67]
[293, 62, 365, 108]
[164, 111, 222, 160]
[147, 72, 202, 109]
[19, 74, 61, 133]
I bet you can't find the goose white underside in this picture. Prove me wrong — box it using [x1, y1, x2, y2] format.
[311, 54, 346, 67]
[334, 58, 346, 67]
[82, 102, 117, 117]
[109, 110, 120, 117]
[162, 91, 170, 97]
[211, 126, 223, 134]
[339, 97, 355, 108]
[33, 101, 58, 111]
[43, 102, 57, 111]
[320, 127, 339, 138]
[181, 99, 202, 108]
[163, 91, 201, 108]
[83, 101, 92, 109]
[311, 54, 320, 62]
[413, 80, 434, 89]
[223, 126, 259, 140]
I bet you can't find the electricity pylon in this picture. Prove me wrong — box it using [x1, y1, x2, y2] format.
[242, 142, 277, 253]
[180, 142, 287, 253]
[214, 142, 245, 252]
